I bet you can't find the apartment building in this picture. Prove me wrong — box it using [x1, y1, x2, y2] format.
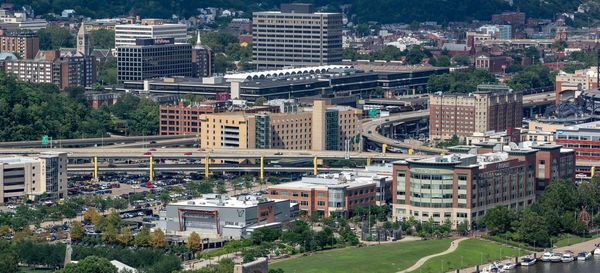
[117, 38, 193, 82]
[268, 168, 393, 218]
[199, 101, 361, 151]
[114, 19, 188, 47]
[3, 50, 96, 89]
[429, 84, 522, 140]
[393, 143, 575, 228]
[0, 30, 39, 59]
[252, 3, 342, 69]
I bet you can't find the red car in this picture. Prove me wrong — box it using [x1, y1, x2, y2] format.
[143, 152, 152, 156]
[184, 152, 192, 156]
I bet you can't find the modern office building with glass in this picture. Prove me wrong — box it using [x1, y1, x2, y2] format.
[392, 143, 575, 228]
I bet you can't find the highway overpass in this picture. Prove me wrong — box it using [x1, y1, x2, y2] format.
[0, 147, 428, 181]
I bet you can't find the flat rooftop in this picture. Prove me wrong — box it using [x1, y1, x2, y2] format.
[171, 194, 277, 208]
[0, 156, 39, 164]
[270, 170, 390, 190]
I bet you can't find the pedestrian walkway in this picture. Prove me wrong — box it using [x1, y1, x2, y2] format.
[397, 237, 469, 273]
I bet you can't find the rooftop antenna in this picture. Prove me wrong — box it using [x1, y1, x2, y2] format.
[596, 49, 600, 89]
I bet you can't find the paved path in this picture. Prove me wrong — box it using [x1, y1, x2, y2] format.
[397, 237, 469, 273]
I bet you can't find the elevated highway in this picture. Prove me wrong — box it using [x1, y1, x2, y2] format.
[0, 135, 192, 148]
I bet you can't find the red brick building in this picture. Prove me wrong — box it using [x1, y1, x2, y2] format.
[0, 30, 39, 59]
[159, 101, 227, 135]
[268, 172, 392, 218]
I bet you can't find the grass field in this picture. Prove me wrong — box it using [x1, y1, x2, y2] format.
[271, 239, 452, 273]
[553, 233, 600, 248]
[408, 239, 523, 273]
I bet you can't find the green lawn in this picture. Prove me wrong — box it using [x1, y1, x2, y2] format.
[271, 239, 452, 273]
[409, 239, 524, 273]
[553, 233, 600, 248]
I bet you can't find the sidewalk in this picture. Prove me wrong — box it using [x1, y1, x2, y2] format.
[182, 252, 239, 270]
[397, 237, 468, 273]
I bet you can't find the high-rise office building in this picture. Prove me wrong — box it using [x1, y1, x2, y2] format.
[114, 19, 188, 47]
[252, 3, 343, 69]
[0, 29, 39, 59]
[429, 84, 522, 140]
[117, 38, 192, 82]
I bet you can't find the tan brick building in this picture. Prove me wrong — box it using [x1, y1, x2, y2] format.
[200, 100, 362, 151]
[429, 84, 522, 141]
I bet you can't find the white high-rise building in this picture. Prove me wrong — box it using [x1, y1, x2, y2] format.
[114, 19, 188, 47]
[252, 3, 343, 70]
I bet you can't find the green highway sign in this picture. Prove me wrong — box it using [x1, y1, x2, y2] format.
[41, 135, 49, 145]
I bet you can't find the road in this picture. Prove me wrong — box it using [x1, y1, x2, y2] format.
[0, 147, 428, 160]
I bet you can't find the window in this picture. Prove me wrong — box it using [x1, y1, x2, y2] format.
[317, 201, 325, 206]
[300, 201, 308, 206]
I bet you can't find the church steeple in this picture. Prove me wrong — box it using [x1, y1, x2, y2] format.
[77, 22, 91, 56]
[195, 30, 202, 47]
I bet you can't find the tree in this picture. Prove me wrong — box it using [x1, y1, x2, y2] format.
[38, 26, 75, 50]
[90, 29, 115, 49]
[452, 55, 471, 66]
[255, 97, 267, 106]
[83, 208, 100, 225]
[0, 225, 10, 236]
[149, 229, 166, 248]
[117, 227, 133, 245]
[484, 206, 516, 235]
[60, 256, 117, 273]
[0, 252, 18, 273]
[434, 55, 451, 67]
[515, 209, 550, 247]
[65, 86, 86, 104]
[187, 232, 202, 252]
[250, 227, 281, 245]
[405, 46, 428, 65]
[456, 220, 469, 235]
[101, 225, 118, 244]
[70, 221, 85, 241]
[159, 191, 171, 206]
[134, 227, 151, 247]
